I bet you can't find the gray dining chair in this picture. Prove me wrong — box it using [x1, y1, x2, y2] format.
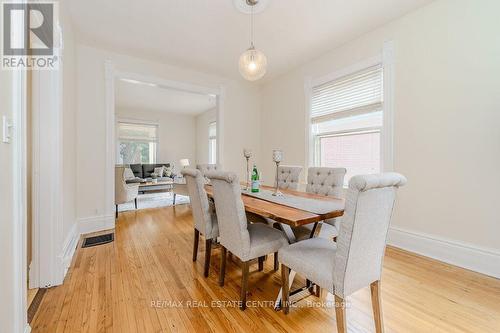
[205, 170, 288, 310]
[196, 163, 221, 176]
[181, 168, 219, 277]
[276, 165, 303, 190]
[279, 173, 407, 333]
[292, 167, 346, 241]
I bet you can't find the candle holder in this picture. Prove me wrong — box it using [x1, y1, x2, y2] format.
[243, 148, 252, 191]
[272, 149, 284, 196]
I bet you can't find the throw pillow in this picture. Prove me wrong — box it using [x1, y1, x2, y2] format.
[164, 166, 173, 177]
[153, 166, 164, 178]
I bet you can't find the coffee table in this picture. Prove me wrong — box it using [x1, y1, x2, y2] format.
[138, 179, 174, 194]
[138, 179, 189, 205]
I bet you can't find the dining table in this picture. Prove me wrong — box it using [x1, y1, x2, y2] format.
[205, 183, 345, 310]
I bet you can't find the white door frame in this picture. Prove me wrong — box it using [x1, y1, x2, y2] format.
[104, 61, 226, 217]
[12, 62, 30, 333]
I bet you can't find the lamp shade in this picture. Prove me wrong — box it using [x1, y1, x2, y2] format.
[180, 159, 190, 167]
[239, 47, 267, 81]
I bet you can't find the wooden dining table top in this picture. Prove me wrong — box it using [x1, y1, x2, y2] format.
[205, 184, 345, 227]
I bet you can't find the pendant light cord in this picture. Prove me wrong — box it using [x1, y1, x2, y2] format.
[250, 4, 254, 48]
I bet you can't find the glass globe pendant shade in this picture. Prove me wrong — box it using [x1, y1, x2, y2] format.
[238, 46, 267, 81]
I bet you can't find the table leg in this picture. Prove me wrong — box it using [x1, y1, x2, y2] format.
[173, 193, 176, 205]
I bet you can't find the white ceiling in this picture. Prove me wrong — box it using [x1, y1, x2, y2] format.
[115, 79, 217, 115]
[68, 0, 434, 82]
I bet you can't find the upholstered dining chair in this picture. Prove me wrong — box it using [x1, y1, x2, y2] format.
[279, 173, 407, 333]
[114, 166, 139, 218]
[206, 171, 288, 310]
[292, 167, 347, 242]
[181, 168, 219, 277]
[196, 164, 221, 176]
[276, 165, 303, 190]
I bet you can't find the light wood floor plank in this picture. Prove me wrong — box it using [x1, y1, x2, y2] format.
[31, 205, 500, 333]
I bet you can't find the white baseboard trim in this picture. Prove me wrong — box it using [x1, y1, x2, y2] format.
[55, 215, 116, 282]
[78, 214, 115, 235]
[387, 226, 500, 279]
[59, 222, 79, 277]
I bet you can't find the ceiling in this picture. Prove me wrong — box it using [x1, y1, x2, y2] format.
[115, 79, 216, 115]
[68, 0, 434, 82]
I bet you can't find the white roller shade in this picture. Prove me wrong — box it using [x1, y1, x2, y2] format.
[117, 122, 158, 142]
[311, 64, 383, 123]
[208, 121, 216, 138]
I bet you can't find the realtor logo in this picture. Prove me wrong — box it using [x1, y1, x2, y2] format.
[1, 1, 59, 69]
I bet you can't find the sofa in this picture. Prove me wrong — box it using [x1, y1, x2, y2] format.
[128, 163, 175, 181]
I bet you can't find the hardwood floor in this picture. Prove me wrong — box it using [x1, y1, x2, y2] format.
[31, 205, 500, 332]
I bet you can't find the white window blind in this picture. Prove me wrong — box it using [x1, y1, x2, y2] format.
[117, 122, 158, 142]
[311, 64, 383, 123]
[208, 122, 216, 139]
[208, 122, 217, 164]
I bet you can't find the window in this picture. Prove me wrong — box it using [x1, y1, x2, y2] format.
[208, 121, 217, 164]
[116, 121, 158, 164]
[311, 64, 383, 185]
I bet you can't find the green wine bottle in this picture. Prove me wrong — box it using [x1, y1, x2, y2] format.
[251, 165, 260, 193]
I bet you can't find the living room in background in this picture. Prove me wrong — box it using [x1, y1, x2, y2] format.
[310, 61, 384, 186]
[116, 121, 158, 164]
[208, 121, 217, 164]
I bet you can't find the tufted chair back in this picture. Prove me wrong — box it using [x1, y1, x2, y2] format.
[181, 168, 218, 239]
[205, 171, 251, 260]
[196, 164, 221, 176]
[276, 165, 303, 190]
[306, 167, 347, 197]
[333, 173, 407, 298]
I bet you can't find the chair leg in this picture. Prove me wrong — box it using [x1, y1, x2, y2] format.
[281, 264, 290, 314]
[219, 247, 227, 286]
[240, 261, 250, 310]
[115, 205, 118, 219]
[370, 280, 384, 333]
[192, 229, 199, 262]
[335, 295, 347, 333]
[273, 252, 279, 271]
[134, 197, 138, 209]
[258, 256, 264, 271]
[204, 239, 212, 277]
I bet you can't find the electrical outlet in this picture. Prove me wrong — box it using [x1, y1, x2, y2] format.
[2, 116, 13, 143]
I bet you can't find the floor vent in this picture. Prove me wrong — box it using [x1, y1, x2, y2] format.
[82, 233, 114, 248]
[28, 288, 47, 323]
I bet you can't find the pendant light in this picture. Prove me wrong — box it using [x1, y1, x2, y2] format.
[238, 0, 267, 81]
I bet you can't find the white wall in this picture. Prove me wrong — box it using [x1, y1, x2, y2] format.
[76, 45, 261, 225]
[116, 107, 197, 172]
[196, 108, 217, 164]
[260, 0, 500, 276]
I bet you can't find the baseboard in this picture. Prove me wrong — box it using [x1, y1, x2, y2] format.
[78, 214, 115, 235]
[387, 226, 500, 278]
[59, 222, 79, 276]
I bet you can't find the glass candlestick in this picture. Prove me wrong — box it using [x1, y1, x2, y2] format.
[272, 149, 284, 196]
[243, 148, 252, 191]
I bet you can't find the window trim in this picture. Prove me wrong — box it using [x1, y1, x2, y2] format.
[115, 118, 159, 165]
[305, 41, 395, 176]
